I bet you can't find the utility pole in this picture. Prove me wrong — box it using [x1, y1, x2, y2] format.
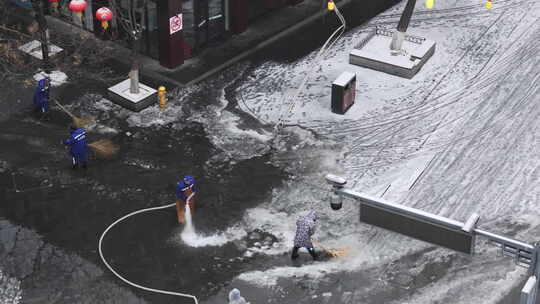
[31, 0, 52, 73]
[390, 0, 416, 53]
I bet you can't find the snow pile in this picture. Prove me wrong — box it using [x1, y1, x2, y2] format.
[33, 70, 68, 87]
[0, 270, 22, 304]
[227, 0, 540, 302]
[125, 84, 200, 128]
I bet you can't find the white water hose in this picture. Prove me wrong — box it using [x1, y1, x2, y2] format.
[98, 194, 198, 304]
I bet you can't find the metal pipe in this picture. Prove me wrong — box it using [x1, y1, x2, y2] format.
[338, 188, 464, 230]
[31, 0, 51, 73]
[474, 229, 534, 252]
[336, 187, 535, 253]
[397, 0, 416, 33]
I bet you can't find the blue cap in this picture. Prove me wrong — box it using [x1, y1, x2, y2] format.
[183, 176, 194, 183]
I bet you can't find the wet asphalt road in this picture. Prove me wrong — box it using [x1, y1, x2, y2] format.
[4, 1, 534, 303]
[0, 69, 289, 303]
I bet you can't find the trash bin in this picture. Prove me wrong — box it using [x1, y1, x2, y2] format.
[331, 72, 356, 114]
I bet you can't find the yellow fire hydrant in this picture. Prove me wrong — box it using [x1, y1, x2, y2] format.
[158, 86, 167, 109]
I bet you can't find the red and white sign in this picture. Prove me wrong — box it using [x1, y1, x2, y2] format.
[169, 13, 183, 35]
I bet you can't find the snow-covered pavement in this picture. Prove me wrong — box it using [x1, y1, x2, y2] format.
[213, 0, 540, 302]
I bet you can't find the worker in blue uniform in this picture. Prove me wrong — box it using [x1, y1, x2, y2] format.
[176, 176, 196, 224]
[63, 126, 88, 170]
[33, 77, 50, 116]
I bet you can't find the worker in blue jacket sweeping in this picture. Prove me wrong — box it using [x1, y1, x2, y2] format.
[33, 77, 50, 117]
[63, 125, 88, 170]
[176, 176, 196, 224]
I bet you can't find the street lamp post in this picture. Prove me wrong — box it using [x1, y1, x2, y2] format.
[390, 0, 416, 53]
[30, 0, 52, 73]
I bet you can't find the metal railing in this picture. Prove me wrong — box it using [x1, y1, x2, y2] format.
[355, 28, 377, 50]
[325, 174, 539, 303]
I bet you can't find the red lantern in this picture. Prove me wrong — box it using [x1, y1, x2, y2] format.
[95, 7, 113, 30]
[69, 0, 88, 18]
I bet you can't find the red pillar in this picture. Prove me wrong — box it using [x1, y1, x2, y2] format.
[157, 0, 184, 68]
[265, 0, 285, 9]
[230, 0, 248, 34]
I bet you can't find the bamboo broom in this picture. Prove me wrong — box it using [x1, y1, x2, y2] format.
[313, 241, 349, 258]
[87, 139, 120, 160]
[53, 99, 94, 129]
[53, 99, 119, 159]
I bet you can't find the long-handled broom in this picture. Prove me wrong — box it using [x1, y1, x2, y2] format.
[314, 241, 349, 258]
[88, 139, 120, 160]
[54, 99, 119, 159]
[53, 98, 94, 129]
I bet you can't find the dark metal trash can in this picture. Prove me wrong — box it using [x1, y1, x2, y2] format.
[331, 72, 356, 114]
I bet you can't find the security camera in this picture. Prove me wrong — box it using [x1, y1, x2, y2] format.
[329, 191, 343, 210]
[325, 174, 347, 188]
[325, 174, 346, 211]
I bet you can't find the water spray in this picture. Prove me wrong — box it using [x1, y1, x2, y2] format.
[181, 201, 196, 241]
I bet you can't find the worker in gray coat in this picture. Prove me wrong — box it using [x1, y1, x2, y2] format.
[229, 288, 249, 304]
[291, 211, 318, 260]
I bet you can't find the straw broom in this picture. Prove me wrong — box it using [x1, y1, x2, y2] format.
[314, 241, 349, 258]
[88, 139, 120, 160]
[53, 99, 94, 129]
[53, 99, 119, 159]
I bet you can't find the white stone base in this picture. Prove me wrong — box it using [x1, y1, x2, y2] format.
[107, 79, 157, 112]
[350, 32, 436, 79]
[18, 40, 63, 60]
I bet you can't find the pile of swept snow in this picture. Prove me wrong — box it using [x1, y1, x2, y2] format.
[0, 270, 22, 304]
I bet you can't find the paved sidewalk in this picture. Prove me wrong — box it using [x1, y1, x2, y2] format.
[7, 0, 400, 89]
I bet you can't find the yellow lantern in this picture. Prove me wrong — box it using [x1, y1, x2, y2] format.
[327, 0, 335, 11]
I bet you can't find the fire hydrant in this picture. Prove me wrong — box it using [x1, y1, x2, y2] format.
[158, 86, 167, 109]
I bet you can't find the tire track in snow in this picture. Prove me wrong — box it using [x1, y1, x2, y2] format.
[408, 23, 540, 223]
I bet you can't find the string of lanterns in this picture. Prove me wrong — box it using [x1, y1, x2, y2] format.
[425, 0, 493, 9]
[58, 0, 113, 30]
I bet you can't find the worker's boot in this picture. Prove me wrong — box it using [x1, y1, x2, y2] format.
[291, 247, 300, 260]
[308, 248, 318, 261]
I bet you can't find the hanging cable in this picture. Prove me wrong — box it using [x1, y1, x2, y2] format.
[273, 2, 346, 140]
